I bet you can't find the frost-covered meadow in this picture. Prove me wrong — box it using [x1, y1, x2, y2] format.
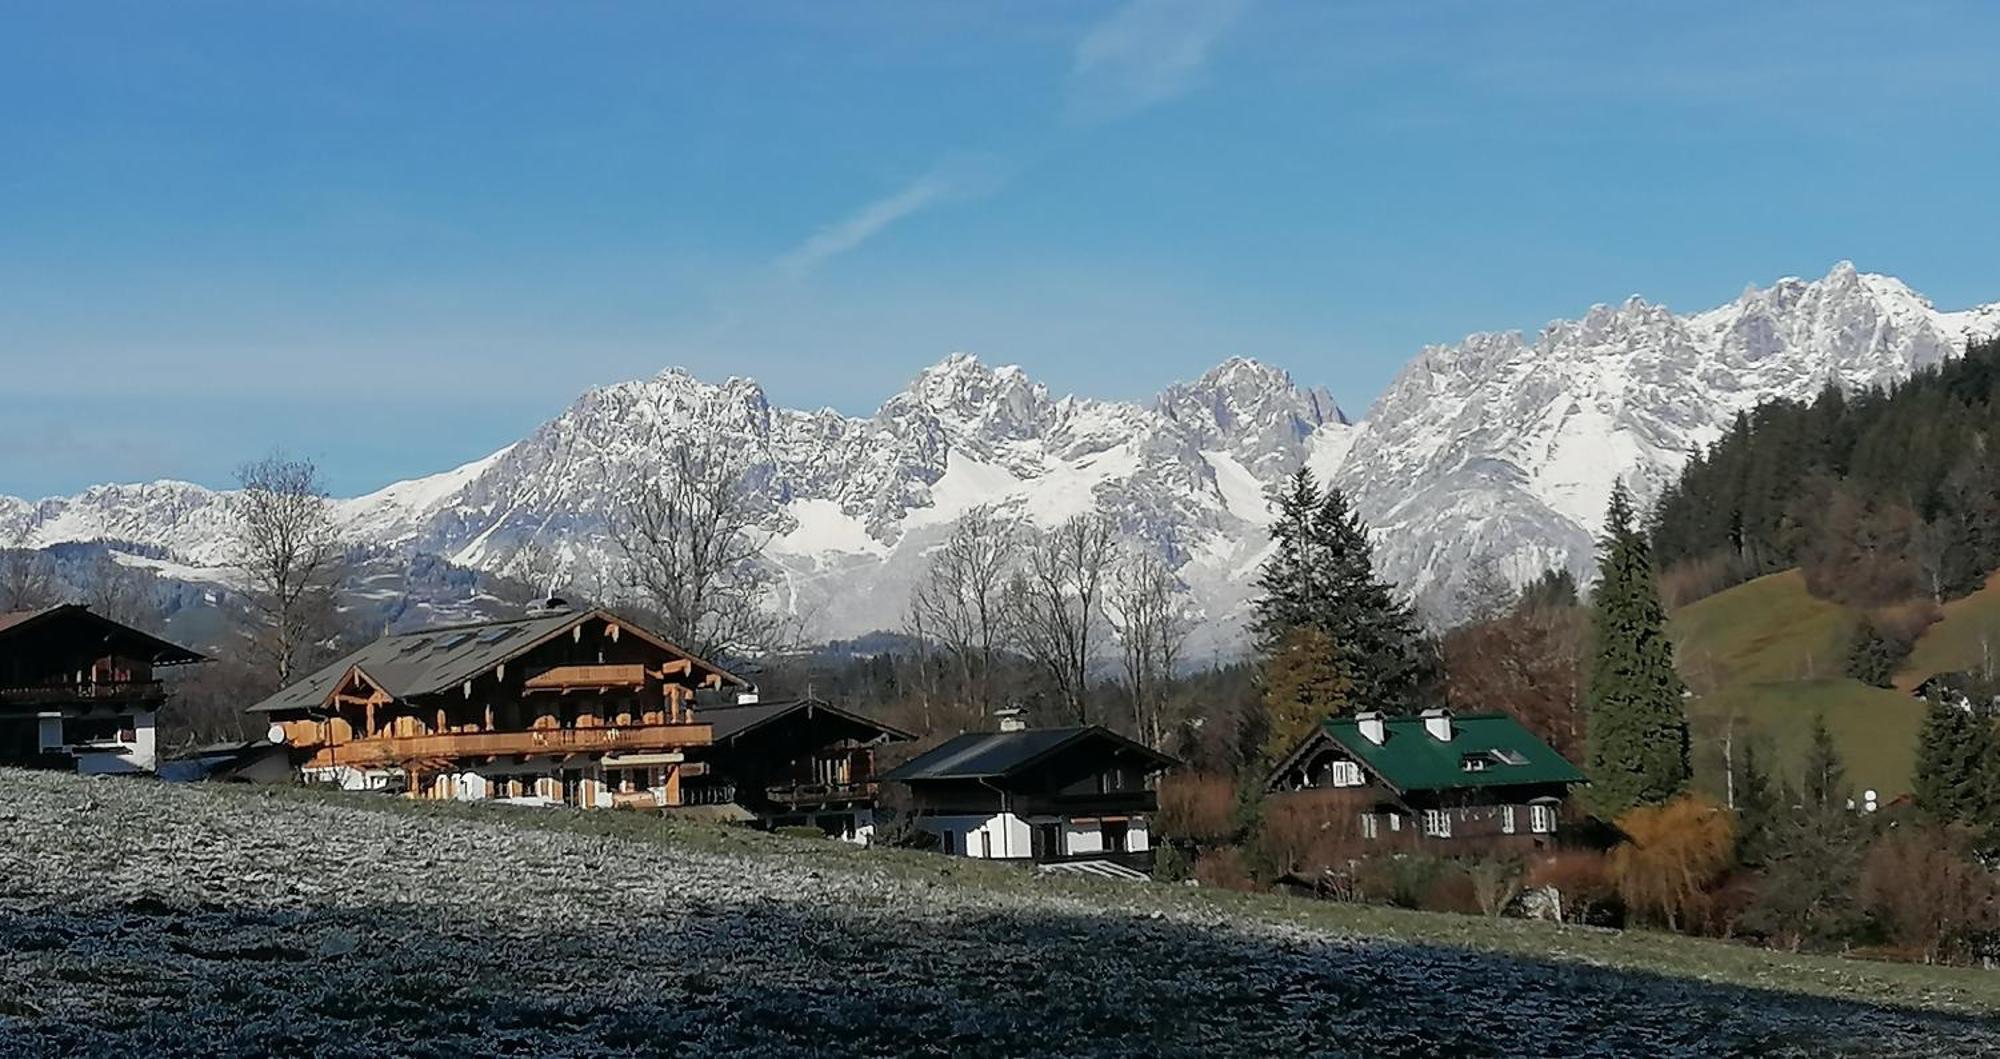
[1, 769, 1996, 1057]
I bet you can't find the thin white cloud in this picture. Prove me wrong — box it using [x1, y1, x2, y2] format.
[1070, 0, 1249, 123]
[775, 157, 1013, 278]
[776, 174, 953, 278]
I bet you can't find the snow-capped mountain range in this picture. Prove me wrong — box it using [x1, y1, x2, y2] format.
[5, 262, 1997, 653]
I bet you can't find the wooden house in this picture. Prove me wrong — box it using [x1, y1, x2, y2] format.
[1266, 709, 1585, 852]
[251, 602, 748, 806]
[0, 604, 208, 775]
[250, 603, 911, 829]
[881, 719, 1177, 867]
[686, 696, 913, 842]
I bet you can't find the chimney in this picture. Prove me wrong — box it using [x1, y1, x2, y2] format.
[1356, 711, 1386, 745]
[526, 595, 572, 617]
[995, 706, 1027, 734]
[1422, 708, 1453, 742]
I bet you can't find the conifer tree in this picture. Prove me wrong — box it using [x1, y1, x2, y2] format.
[1745, 714, 1864, 950]
[1732, 737, 1779, 868]
[1914, 693, 1994, 827]
[1251, 469, 1438, 712]
[1584, 483, 1691, 816]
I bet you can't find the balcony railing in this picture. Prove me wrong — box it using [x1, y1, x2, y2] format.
[0, 681, 165, 706]
[522, 664, 650, 693]
[322, 722, 713, 765]
[764, 780, 880, 806]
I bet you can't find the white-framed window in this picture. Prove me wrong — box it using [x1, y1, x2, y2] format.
[1329, 760, 1364, 787]
[1387, 813, 1401, 833]
[1530, 805, 1557, 834]
[1359, 812, 1379, 840]
[1500, 805, 1516, 834]
[1422, 809, 1452, 839]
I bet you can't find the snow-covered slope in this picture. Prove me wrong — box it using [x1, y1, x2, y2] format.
[1338, 262, 1999, 614]
[5, 262, 1996, 649]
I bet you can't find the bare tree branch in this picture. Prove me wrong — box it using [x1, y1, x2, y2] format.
[1106, 548, 1190, 749]
[229, 454, 344, 684]
[610, 439, 785, 662]
[907, 505, 1021, 717]
[1005, 512, 1116, 724]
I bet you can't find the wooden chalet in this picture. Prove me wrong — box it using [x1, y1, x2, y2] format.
[0, 604, 208, 775]
[1266, 708, 1585, 852]
[251, 602, 748, 807]
[881, 717, 1177, 868]
[685, 696, 913, 841]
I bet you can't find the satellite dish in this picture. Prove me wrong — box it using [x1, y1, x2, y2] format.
[266, 723, 287, 746]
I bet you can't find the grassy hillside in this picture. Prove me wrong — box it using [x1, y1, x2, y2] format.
[1902, 571, 2000, 689]
[1671, 571, 1922, 797]
[2, 770, 1998, 1056]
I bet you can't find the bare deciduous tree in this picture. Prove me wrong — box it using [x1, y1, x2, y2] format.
[1105, 549, 1189, 748]
[611, 439, 785, 661]
[1005, 512, 1116, 724]
[86, 550, 161, 631]
[0, 542, 56, 614]
[908, 505, 1020, 717]
[229, 454, 344, 684]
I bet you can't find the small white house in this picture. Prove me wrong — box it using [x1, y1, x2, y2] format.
[881, 720, 1176, 866]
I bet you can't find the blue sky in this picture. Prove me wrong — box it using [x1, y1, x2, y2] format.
[5, 1, 2000, 498]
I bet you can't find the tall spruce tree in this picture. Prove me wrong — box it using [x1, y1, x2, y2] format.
[1745, 715, 1864, 950]
[1913, 693, 1994, 828]
[1732, 737, 1779, 868]
[1251, 468, 1438, 712]
[1585, 483, 1691, 816]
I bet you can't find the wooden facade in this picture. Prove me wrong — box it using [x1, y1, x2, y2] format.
[0, 604, 207, 774]
[253, 606, 743, 808]
[882, 724, 1178, 867]
[1266, 710, 1584, 856]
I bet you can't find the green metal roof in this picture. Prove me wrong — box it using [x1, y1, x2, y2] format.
[1320, 713, 1585, 793]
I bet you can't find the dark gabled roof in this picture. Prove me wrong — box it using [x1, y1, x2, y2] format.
[881, 725, 1176, 783]
[246, 607, 747, 715]
[0, 603, 207, 666]
[699, 697, 915, 743]
[1296, 713, 1585, 794]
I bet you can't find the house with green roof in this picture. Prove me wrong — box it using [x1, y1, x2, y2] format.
[1265, 708, 1586, 851]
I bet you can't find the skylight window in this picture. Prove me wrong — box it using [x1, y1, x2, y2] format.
[436, 632, 476, 650]
[1491, 748, 1530, 766]
[398, 638, 432, 654]
[476, 627, 519, 645]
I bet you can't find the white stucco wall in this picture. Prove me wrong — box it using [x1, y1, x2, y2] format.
[918, 812, 1031, 859]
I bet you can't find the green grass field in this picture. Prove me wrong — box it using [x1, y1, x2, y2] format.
[1902, 572, 2000, 689]
[1672, 571, 1924, 797]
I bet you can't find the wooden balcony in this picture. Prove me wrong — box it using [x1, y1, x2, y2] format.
[321, 722, 713, 765]
[523, 664, 650, 694]
[0, 681, 165, 707]
[764, 780, 880, 807]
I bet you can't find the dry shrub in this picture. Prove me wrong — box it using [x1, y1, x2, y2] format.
[1257, 789, 1370, 880]
[1867, 599, 1943, 646]
[1155, 772, 1238, 844]
[1467, 857, 1525, 917]
[1525, 850, 1618, 925]
[1354, 853, 1468, 911]
[1421, 864, 1480, 915]
[1192, 846, 1258, 892]
[1610, 795, 1735, 931]
[1859, 825, 1997, 965]
[1659, 552, 1756, 609]
[1796, 483, 1922, 608]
